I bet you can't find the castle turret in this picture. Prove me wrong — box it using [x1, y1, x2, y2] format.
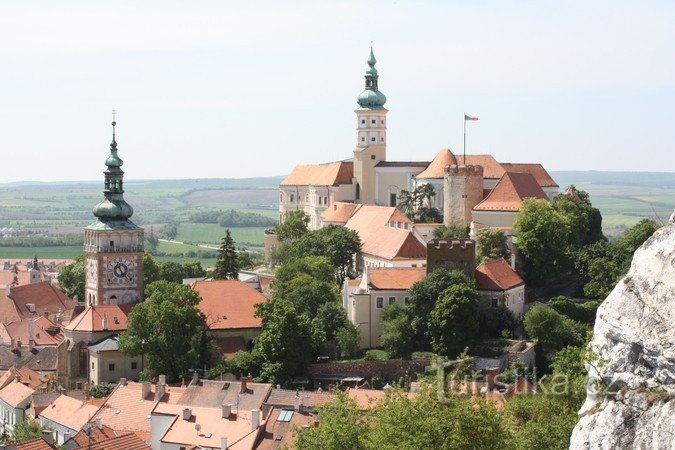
[353, 47, 388, 205]
[443, 161, 484, 227]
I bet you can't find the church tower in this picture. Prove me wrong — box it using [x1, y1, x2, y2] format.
[84, 120, 144, 306]
[353, 47, 387, 205]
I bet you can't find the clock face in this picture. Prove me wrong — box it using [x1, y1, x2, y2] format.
[106, 256, 134, 285]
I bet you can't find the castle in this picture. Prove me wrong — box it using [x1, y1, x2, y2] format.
[279, 48, 558, 267]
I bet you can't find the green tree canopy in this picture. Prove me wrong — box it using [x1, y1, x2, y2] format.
[119, 281, 214, 381]
[408, 269, 474, 348]
[548, 296, 600, 325]
[12, 420, 43, 443]
[142, 252, 161, 288]
[275, 210, 310, 242]
[514, 198, 572, 285]
[380, 302, 416, 359]
[428, 284, 480, 357]
[212, 229, 240, 279]
[296, 391, 367, 450]
[523, 304, 588, 350]
[553, 187, 604, 248]
[58, 254, 85, 301]
[433, 224, 469, 239]
[475, 228, 510, 263]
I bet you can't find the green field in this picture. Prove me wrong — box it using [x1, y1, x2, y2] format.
[0, 246, 83, 260]
[175, 223, 266, 246]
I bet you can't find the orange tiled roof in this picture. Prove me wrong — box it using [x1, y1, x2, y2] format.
[0, 281, 75, 323]
[343, 205, 424, 261]
[321, 202, 362, 224]
[475, 258, 524, 291]
[463, 155, 505, 179]
[368, 267, 426, 290]
[191, 280, 267, 330]
[64, 304, 134, 333]
[66, 423, 117, 448]
[0, 378, 34, 408]
[17, 438, 55, 450]
[499, 163, 558, 187]
[93, 381, 186, 433]
[2, 316, 63, 347]
[281, 161, 353, 186]
[17, 366, 47, 389]
[416, 148, 458, 179]
[72, 432, 149, 450]
[473, 172, 548, 212]
[39, 394, 100, 431]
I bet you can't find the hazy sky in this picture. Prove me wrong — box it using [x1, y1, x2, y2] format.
[1, 1, 674, 182]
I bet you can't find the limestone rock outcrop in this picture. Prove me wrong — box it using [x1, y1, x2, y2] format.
[570, 214, 675, 449]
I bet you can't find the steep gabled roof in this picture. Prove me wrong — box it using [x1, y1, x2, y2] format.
[39, 394, 100, 431]
[0, 281, 75, 323]
[71, 432, 148, 450]
[475, 258, 524, 291]
[343, 205, 424, 261]
[281, 161, 353, 186]
[474, 172, 548, 212]
[64, 304, 134, 333]
[191, 280, 267, 330]
[368, 267, 426, 290]
[2, 316, 63, 346]
[16, 438, 56, 450]
[321, 202, 362, 224]
[499, 163, 558, 187]
[0, 379, 34, 408]
[416, 149, 458, 179]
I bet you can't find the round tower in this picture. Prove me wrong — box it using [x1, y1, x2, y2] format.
[353, 47, 387, 204]
[443, 161, 484, 227]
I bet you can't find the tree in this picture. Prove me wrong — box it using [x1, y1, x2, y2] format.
[160, 221, 179, 240]
[380, 303, 416, 359]
[275, 210, 309, 242]
[335, 323, 360, 359]
[12, 420, 43, 443]
[408, 269, 474, 348]
[236, 251, 255, 269]
[58, 254, 85, 301]
[255, 299, 324, 384]
[158, 261, 186, 284]
[145, 228, 159, 255]
[278, 226, 361, 284]
[523, 304, 588, 350]
[476, 229, 510, 263]
[428, 284, 480, 357]
[548, 296, 600, 325]
[296, 391, 367, 450]
[316, 302, 349, 341]
[433, 224, 469, 239]
[614, 218, 658, 270]
[478, 306, 517, 338]
[119, 281, 213, 381]
[212, 229, 240, 279]
[398, 184, 443, 223]
[553, 186, 604, 248]
[514, 198, 572, 285]
[142, 252, 161, 289]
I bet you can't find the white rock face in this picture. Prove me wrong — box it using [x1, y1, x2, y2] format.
[570, 217, 675, 449]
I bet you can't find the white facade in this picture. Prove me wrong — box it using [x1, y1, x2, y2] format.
[478, 284, 526, 319]
[0, 395, 30, 436]
[279, 183, 355, 230]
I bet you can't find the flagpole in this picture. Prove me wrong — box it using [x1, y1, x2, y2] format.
[463, 113, 466, 165]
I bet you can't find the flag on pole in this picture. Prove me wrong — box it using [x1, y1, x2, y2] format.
[464, 114, 478, 121]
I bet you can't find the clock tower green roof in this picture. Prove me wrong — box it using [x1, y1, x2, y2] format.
[357, 47, 387, 109]
[92, 121, 136, 224]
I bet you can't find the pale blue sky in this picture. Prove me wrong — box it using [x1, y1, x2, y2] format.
[1, 0, 674, 182]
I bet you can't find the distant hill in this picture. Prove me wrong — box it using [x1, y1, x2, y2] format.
[550, 171, 675, 189]
[0, 176, 286, 190]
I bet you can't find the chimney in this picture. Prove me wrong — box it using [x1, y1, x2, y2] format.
[303, 395, 311, 409]
[96, 418, 102, 430]
[294, 392, 300, 411]
[251, 409, 261, 430]
[158, 374, 166, 385]
[101, 313, 108, 330]
[28, 318, 35, 351]
[192, 370, 199, 385]
[119, 378, 127, 387]
[220, 437, 228, 450]
[222, 403, 232, 419]
[240, 375, 251, 394]
[486, 368, 499, 390]
[41, 429, 54, 444]
[156, 382, 166, 402]
[141, 381, 151, 400]
[182, 408, 192, 421]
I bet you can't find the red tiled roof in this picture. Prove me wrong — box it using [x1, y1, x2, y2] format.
[67, 424, 117, 448]
[72, 433, 149, 450]
[17, 438, 56, 450]
[416, 149, 458, 179]
[39, 394, 100, 431]
[64, 304, 134, 333]
[2, 316, 63, 346]
[473, 172, 548, 212]
[499, 163, 558, 187]
[475, 258, 524, 291]
[281, 161, 353, 186]
[191, 280, 267, 330]
[368, 267, 426, 290]
[0, 281, 75, 323]
[0, 378, 34, 408]
[321, 202, 362, 224]
[463, 155, 505, 179]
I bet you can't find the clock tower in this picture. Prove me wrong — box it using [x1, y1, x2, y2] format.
[84, 120, 144, 306]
